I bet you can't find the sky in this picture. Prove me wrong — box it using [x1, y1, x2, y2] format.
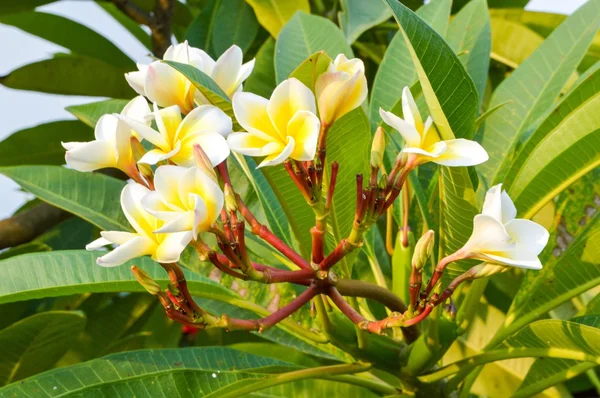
[0, 0, 589, 218]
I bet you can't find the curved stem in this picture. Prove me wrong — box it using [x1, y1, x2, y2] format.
[336, 279, 407, 313]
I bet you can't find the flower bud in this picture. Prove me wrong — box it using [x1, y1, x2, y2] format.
[471, 263, 507, 279]
[224, 184, 237, 213]
[315, 54, 368, 125]
[130, 136, 153, 178]
[370, 127, 385, 169]
[131, 266, 161, 295]
[193, 144, 218, 183]
[412, 230, 435, 271]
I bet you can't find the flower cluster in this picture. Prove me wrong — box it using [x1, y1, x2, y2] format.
[65, 40, 549, 332]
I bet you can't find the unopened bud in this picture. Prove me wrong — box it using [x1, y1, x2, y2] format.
[193, 144, 218, 183]
[224, 184, 237, 213]
[471, 263, 507, 279]
[396, 151, 408, 169]
[131, 266, 161, 295]
[370, 127, 385, 169]
[412, 230, 435, 271]
[130, 136, 153, 177]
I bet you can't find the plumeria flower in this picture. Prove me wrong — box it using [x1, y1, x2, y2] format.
[86, 183, 193, 266]
[315, 54, 367, 125]
[121, 103, 231, 167]
[140, 164, 224, 237]
[379, 87, 488, 167]
[461, 184, 549, 270]
[63, 96, 150, 174]
[125, 42, 255, 114]
[227, 78, 320, 168]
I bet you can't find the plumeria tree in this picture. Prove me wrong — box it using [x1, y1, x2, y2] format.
[0, 0, 599, 397]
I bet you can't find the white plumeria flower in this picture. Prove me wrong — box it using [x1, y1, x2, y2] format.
[227, 78, 320, 168]
[461, 184, 550, 270]
[121, 103, 231, 167]
[140, 165, 224, 237]
[315, 54, 368, 125]
[379, 87, 488, 167]
[63, 96, 150, 173]
[86, 183, 193, 267]
[125, 42, 255, 114]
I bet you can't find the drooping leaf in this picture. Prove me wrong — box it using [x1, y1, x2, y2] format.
[275, 12, 353, 83]
[0, 166, 129, 232]
[66, 99, 130, 128]
[369, 0, 452, 127]
[0, 11, 133, 68]
[0, 121, 92, 166]
[0, 311, 86, 386]
[244, 37, 277, 98]
[0, 347, 298, 396]
[245, 0, 310, 38]
[478, 1, 600, 187]
[0, 55, 134, 98]
[338, 0, 392, 45]
[211, 0, 259, 55]
[446, 0, 491, 107]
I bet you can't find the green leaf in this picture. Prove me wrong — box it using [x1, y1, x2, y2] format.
[35, 217, 99, 251]
[0, 251, 236, 305]
[212, 0, 259, 54]
[478, 1, 600, 187]
[0, 166, 129, 232]
[494, 214, 600, 346]
[0, 55, 134, 98]
[452, 0, 529, 14]
[446, 0, 491, 108]
[0, 242, 50, 260]
[289, 51, 332, 92]
[98, 2, 151, 50]
[490, 18, 544, 69]
[0, 347, 298, 396]
[66, 99, 130, 128]
[0, 311, 86, 386]
[0, 121, 92, 166]
[513, 317, 600, 397]
[0, 0, 55, 14]
[369, 0, 452, 128]
[338, 0, 392, 45]
[185, 0, 220, 56]
[245, 0, 310, 38]
[275, 12, 353, 84]
[0, 11, 133, 68]
[506, 92, 600, 219]
[244, 38, 277, 98]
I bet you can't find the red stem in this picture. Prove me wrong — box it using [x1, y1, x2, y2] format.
[328, 286, 367, 326]
[326, 162, 339, 210]
[257, 284, 320, 331]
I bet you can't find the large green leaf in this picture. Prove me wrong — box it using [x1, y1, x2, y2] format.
[478, 1, 600, 187]
[245, 0, 310, 38]
[275, 12, 353, 83]
[369, 0, 451, 127]
[98, 2, 151, 50]
[452, 0, 529, 13]
[244, 37, 276, 98]
[66, 99, 130, 128]
[0, 55, 134, 98]
[514, 316, 600, 397]
[0, 166, 129, 232]
[185, 0, 219, 56]
[338, 0, 391, 45]
[0, 311, 86, 386]
[0, 0, 55, 14]
[446, 0, 490, 107]
[506, 82, 600, 219]
[0, 121, 92, 166]
[212, 0, 259, 54]
[0, 347, 298, 396]
[0, 11, 133, 68]
[490, 18, 544, 69]
[0, 251, 235, 305]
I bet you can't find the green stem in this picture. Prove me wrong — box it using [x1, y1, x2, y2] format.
[510, 362, 596, 398]
[325, 374, 399, 395]
[314, 294, 335, 334]
[421, 347, 600, 385]
[217, 362, 372, 398]
[455, 279, 488, 335]
[336, 279, 407, 313]
[587, 368, 600, 396]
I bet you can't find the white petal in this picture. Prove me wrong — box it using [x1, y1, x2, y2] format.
[120, 183, 156, 237]
[268, 78, 316, 137]
[137, 144, 180, 165]
[64, 140, 117, 172]
[141, 190, 181, 221]
[154, 212, 195, 233]
[227, 132, 270, 157]
[501, 190, 517, 223]
[401, 86, 423, 133]
[155, 104, 183, 144]
[238, 58, 256, 84]
[144, 61, 191, 112]
[96, 235, 157, 267]
[505, 219, 549, 256]
[95, 114, 119, 143]
[212, 45, 243, 96]
[232, 92, 280, 141]
[61, 142, 81, 151]
[175, 132, 230, 167]
[315, 71, 351, 124]
[432, 138, 489, 167]
[482, 184, 503, 223]
[121, 95, 151, 122]
[287, 110, 320, 161]
[154, 231, 194, 263]
[482, 250, 543, 270]
[120, 115, 169, 149]
[190, 47, 215, 75]
[179, 167, 224, 228]
[189, 193, 209, 236]
[153, 165, 187, 206]
[463, 214, 515, 254]
[125, 65, 147, 96]
[101, 231, 139, 245]
[402, 142, 446, 158]
[379, 108, 421, 148]
[178, 105, 232, 138]
[257, 136, 295, 168]
[86, 237, 111, 251]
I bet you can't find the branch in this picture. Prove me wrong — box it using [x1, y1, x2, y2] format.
[0, 203, 70, 249]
